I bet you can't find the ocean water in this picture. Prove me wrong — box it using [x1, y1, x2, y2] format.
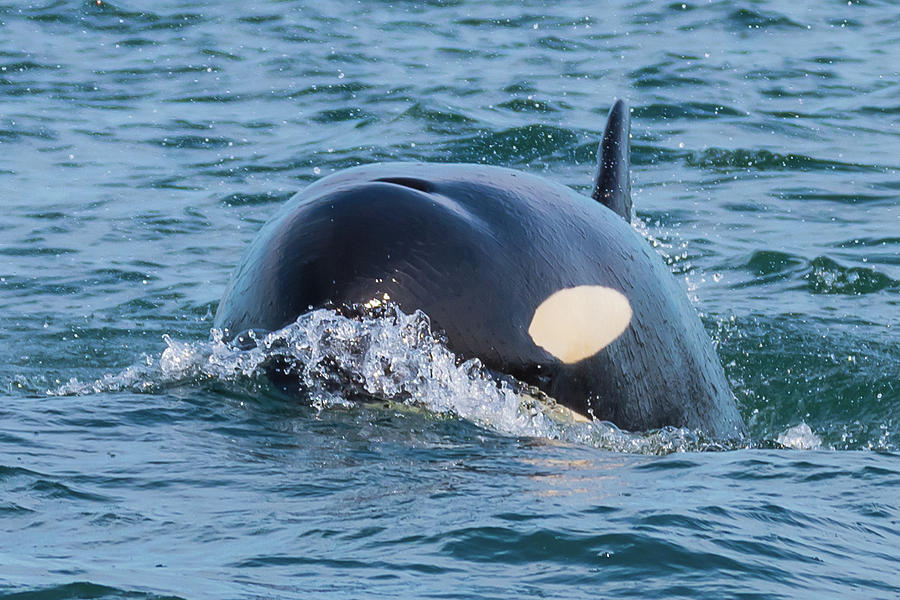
[1, 0, 898, 598]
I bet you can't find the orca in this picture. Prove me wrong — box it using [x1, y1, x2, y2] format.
[215, 100, 747, 438]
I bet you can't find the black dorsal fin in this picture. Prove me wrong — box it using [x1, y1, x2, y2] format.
[592, 99, 632, 222]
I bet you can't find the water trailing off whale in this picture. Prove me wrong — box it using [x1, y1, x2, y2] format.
[215, 100, 747, 438]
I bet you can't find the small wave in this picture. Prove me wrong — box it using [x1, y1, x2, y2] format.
[285, 81, 373, 99]
[777, 188, 893, 205]
[310, 107, 376, 124]
[836, 237, 900, 249]
[219, 191, 294, 207]
[632, 102, 744, 121]
[151, 136, 236, 150]
[0, 247, 78, 257]
[51, 306, 741, 455]
[400, 102, 478, 125]
[496, 98, 559, 114]
[166, 93, 248, 104]
[454, 15, 543, 28]
[17, 0, 203, 33]
[746, 250, 805, 276]
[536, 36, 592, 52]
[0, 581, 184, 600]
[438, 125, 580, 164]
[687, 148, 880, 172]
[737, 252, 897, 295]
[0, 60, 59, 72]
[0, 123, 57, 142]
[803, 256, 897, 295]
[726, 8, 804, 31]
[397, 102, 479, 136]
[632, 74, 707, 89]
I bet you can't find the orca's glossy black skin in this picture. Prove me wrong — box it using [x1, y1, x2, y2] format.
[215, 101, 747, 438]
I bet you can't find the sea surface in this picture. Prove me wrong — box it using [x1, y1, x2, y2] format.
[1, 0, 898, 598]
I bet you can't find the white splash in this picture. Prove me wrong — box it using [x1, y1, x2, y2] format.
[50, 305, 735, 454]
[776, 423, 823, 450]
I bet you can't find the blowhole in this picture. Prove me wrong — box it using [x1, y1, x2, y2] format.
[372, 177, 434, 193]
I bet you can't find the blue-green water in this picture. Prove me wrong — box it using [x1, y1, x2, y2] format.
[1, 0, 898, 598]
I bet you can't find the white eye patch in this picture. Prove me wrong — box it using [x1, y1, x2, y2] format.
[528, 285, 632, 364]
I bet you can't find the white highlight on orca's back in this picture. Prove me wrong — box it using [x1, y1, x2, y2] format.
[528, 285, 633, 364]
